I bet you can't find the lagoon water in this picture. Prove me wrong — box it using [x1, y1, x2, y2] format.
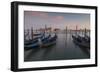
[24, 31, 90, 62]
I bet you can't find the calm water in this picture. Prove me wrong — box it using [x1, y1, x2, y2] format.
[24, 31, 90, 62]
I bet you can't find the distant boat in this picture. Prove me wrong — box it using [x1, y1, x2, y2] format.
[72, 35, 90, 49]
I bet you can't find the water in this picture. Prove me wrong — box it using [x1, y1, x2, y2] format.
[24, 31, 90, 62]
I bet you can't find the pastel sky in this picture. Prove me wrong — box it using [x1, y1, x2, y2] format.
[24, 11, 90, 30]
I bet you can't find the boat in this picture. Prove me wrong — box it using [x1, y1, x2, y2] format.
[24, 34, 58, 49]
[24, 33, 45, 45]
[72, 35, 90, 49]
[42, 34, 57, 47]
[83, 35, 90, 43]
[24, 34, 51, 49]
[33, 33, 42, 36]
[77, 35, 90, 43]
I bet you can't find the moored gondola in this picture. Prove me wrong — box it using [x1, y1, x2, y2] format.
[72, 35, 90, 49]
[24, 33, 45, 45]
[42, 34, 57, 47]
[24, 34, 51, 49]
[24, 34, 57, 49]
[77, 35, 90, 43]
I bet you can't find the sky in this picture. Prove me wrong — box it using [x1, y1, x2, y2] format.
[24, 11, 90, 30]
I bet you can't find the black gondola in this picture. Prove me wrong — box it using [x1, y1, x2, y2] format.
[72, 35, 90, 49]
[24, 33, 45, 45]
[24, 34, 57, 49]
[42, 34, 57, 47]
[24, 34, 51, 49]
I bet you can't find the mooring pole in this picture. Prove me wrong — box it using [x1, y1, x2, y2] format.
[31, 27, 33, 40]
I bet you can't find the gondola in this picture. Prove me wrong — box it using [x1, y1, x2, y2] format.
[42, 34, 57, 47]
[77, 35, 90, 43]
[24, 34, 57, 49]
[24, 33, 45, 45]
[33, 33, 41, 36]
[72, 35, 90, 49]
[24, 34, 51, 49]
[83, 35, 90, 43]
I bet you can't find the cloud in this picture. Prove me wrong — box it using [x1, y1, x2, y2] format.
[39, 13, 48, 18]
[55, 16, 64, 20]
[25, 11, 65, 21]
[49, 16, 64, 23]
[25, 11, 48, 18]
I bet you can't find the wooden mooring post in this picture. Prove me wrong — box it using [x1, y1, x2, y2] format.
[31, 27, 33, 40]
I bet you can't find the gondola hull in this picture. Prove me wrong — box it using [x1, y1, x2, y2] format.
[42, 34, 57, 47]
[24, 34, 57, 49]
[24, 33, 44, 45]
[72, 35, 90, 49]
